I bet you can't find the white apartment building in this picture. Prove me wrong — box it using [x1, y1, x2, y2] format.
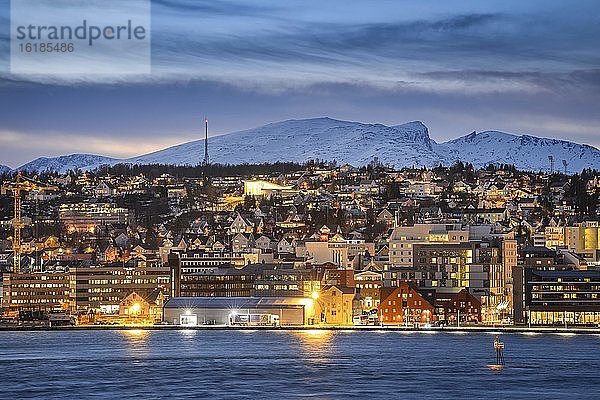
[388, 224, 469, 268]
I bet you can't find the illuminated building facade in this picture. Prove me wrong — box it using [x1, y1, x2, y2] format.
[1, 272, 70, 311]
[354, 270, 383, 310]
[171, 256, 320, 298]
[69, 263, 170, 314]
[243, 180, 293, 197]
[59, 203, 130, 232]
[514, 266, 600, 325]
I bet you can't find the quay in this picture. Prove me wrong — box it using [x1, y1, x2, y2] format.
[1, 324, 600, 335]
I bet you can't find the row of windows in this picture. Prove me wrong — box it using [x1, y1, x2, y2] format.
[356, 283, 381, 289]
[11, 291, 69, 296]
[255, 284, 299, 291]
[182, 276, 251, 282]
[9, 283, 68, 288]
[179, 292, 251, 297]
[11, 299, 66, 304]
[180, 284, 253, 289]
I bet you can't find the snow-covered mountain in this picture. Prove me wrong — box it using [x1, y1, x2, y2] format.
[0, 165, 11, 174]
[435, 131, 600, 171]
[10, 117, 600, 173]
[18, 154, 117, 173]
[126, 118, 441, 168]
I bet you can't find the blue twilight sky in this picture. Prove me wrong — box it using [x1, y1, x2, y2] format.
[0, 0, 599, 168]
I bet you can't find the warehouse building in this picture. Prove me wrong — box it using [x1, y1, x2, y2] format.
[163, 296, 313, 326]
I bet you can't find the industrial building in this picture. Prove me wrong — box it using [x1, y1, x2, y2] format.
[163, 296, 314, 326]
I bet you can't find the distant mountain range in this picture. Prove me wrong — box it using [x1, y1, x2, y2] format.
[7, 117, 600, 173]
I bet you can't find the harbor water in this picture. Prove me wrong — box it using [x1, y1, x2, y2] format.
[0, 329, 598, 399]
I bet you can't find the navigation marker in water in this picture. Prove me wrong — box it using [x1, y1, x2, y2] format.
[494, 335, 505, 365]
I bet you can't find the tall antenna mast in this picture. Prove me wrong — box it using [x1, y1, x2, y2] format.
[202, 116, 209, 166]
[562, 159, 568, 175]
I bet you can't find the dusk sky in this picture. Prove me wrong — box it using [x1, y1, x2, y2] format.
[1, 0, 599, 168]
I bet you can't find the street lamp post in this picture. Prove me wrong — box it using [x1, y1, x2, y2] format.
[311, 291, 324, 325]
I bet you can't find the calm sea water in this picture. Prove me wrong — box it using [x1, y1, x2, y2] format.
[0, 329, 599, 399]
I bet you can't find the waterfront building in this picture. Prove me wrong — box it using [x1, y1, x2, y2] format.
[434, 288, 482, 323]
[69, 263, 170, 314]
[317, 285, 361, 325]
[163, 296, 312, 326]
[513, 266, 600, 325]
[1, 271, 70, 312]
[118, 290, 165, 323]
[378, 282, 435, 325]
[354, 270, 383, 310]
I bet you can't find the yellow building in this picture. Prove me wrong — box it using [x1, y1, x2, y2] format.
[314, 285, 361, 326]
[119, 290, 165, 323]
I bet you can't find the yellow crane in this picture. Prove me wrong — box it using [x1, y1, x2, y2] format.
[1, 173, 58, 274]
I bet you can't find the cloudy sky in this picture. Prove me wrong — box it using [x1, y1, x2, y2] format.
[1, 0, 599, 168]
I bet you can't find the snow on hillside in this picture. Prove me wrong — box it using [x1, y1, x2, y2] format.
[436, 131, 600, 171]
[126, 118, 440, 167]
[17, 154, 117, 173]
[12, 118, 600, 173]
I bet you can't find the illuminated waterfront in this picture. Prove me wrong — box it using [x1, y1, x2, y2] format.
[1, 330, 599, 399]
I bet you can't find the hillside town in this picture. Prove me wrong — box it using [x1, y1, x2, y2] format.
[1, 161, 599, 328]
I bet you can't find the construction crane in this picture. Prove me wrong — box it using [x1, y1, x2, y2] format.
[1, 173, 58, 274]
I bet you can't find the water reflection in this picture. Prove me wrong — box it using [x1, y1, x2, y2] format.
[487, 364, 505, 372]
[119, 329, 150, 359]
[293, 330, 335, 365]
[179, 329, 197, 338]
[120, 329, 149, 340]
[556, 332, 576, 337]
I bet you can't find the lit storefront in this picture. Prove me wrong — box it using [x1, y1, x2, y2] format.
[523, 268, 600, 325]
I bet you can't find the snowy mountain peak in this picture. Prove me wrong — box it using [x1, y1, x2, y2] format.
[393, 121, 432, 150]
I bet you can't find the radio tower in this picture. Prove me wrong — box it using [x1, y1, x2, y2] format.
[202, 116, 209, 166]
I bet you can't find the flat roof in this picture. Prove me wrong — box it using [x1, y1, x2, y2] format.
[533, 269, 600, 278]
[164, 296, 310, 309]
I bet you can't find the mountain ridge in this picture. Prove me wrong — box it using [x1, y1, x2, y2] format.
[10, 117, 600, 173]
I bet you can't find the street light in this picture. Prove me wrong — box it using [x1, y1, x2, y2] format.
[131, 303, 141, 314]
[311, 291, 325, 324]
